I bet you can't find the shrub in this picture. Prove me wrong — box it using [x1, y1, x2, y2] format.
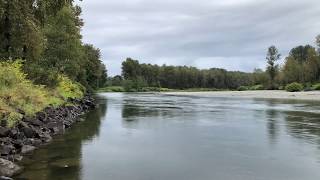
[250, 84, 264, 90]
[237, 86, 248, 91]
[312, 83, 320, 90]
[285, 82, 304, 92]
[99, 86, 125, 92]
[56, 75, 84, 100]
[0, 61, 85, 127]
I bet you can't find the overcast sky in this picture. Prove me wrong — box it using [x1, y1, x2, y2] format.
[78, 0, 320, 76]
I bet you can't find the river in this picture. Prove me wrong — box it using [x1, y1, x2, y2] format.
[16, 93, 320, 180]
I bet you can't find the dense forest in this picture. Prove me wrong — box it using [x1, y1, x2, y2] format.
[0, 0, 106, 126]
[0, 0, 107, 90]
[104, 35, 320, 92]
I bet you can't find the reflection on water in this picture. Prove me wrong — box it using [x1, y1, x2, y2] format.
[16, 98, 107, 180]
[16, 93, 320, 180]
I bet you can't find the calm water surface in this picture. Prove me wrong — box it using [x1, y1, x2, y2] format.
[16, 93, 320, 180]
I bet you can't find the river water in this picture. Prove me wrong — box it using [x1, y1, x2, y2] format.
[16, 93, 320, 180]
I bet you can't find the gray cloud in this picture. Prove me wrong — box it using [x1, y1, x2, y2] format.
[78, 0, 320, 75]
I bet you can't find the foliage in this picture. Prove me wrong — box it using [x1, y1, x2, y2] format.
[98, 86, 125, 92]
[281, 45, 320, 84]
[250, 84, 264, 90]
[0, 61, 84, 127]
[285, 82, 304, 92]
[0, 0, 107, 90]
[56, 75, 84, 100]
[237, 86, 248, 91]
[266, 46, 280, 89]
[121, 58, 254, 90]
[312, 83, 320, 90]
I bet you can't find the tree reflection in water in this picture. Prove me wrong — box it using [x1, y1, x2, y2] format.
[15, 97, 107, 180]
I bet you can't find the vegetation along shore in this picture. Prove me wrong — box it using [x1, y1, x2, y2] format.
[1, 0, 320, 179]
[0, 0, 106, 178]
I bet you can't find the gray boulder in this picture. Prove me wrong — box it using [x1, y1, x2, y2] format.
[0, 158, 22, 177]
[21, 145, 36, 154]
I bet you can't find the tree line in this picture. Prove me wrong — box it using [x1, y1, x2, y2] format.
[0, 0, 107, 91]
[119, 58, 254, 90]
[113, 35, 320, 91]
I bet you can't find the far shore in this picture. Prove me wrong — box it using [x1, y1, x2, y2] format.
[162, 90, 320, 101]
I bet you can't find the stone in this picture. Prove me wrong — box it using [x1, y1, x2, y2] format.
[35, 112, 46, 122]
[30, 119, 43, 127]
[13, 155, 23, 162]
[0, 128, 9, 138]
[12, 139, 23, 149]
[21, 127, 36, 138]
[38, 133, 52, 143]
[27, 138, 42, 147]
[0, 145, 14, 156]
[21, 145, 36, 154]
[0, 176, 13, 180]
[17, 121, 29, 129]
[0, 158, 22, 177]
[8, 129, 18, 139]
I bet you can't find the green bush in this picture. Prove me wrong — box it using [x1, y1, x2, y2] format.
[237, 86, 248, 91]
[56, 75, 84, 100]
[99, 86, 125, 92]
[249, 84, 264, 90]
[312, 83, 320, 90]
[285, 82, 304, 92]
[0, 61, 85, 127]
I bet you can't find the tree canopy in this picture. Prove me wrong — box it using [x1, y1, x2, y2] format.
[0, 0, 107, 90]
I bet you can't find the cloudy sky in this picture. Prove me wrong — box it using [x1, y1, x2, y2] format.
[78, 0, 320, 76]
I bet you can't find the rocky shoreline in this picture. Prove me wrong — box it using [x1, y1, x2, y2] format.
[0, 96, 96, 179]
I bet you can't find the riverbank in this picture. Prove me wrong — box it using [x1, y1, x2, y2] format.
[0, 96, 95, 178]
[163, 90, 320, 101]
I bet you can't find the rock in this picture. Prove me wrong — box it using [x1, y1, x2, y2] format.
[13, 154, 23, 162]
[21, 127, 36, 138]
[17, 121, 29, 129]
[0, 158, 22, 177]
[30, 119, 43, 127]
[0, 128, 10, 138]
[38, 133, 52, 143]
[0, 138, 10, 145]
[6, 154, 23, 162]
[12, 139, 23, 149]
[0, 176, 13, 180]
[21, 145, 36, 154]
[0, 145, 14, 156]
[35, 112, 46, 122]
[46, 122, 64, 134]
[8, 129, 18, 139]
[26, 138, 42, 147]
[12, 132, 25, 141]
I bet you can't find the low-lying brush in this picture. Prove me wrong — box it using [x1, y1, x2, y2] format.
[312, 83, 320, 90]
[285, 82, 304, 92]
[0, 61, 85, 127]
[98, 86, 125, 92]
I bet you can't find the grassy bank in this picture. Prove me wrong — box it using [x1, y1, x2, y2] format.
[99, 83, 320, 93]
[98, 86, 227, 93]
[0, 61, 85, 127]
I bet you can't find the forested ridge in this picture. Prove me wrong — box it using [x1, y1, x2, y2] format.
[105, 35, 320, 92]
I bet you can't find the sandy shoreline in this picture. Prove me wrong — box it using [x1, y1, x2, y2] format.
[163, 90, 320, 101]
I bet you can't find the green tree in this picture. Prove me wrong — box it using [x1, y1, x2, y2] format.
[316, 34, 320, 53]
[266, 46, 281, 89]
[0, 0, 43, 61]
[41, 6, 83, 82]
